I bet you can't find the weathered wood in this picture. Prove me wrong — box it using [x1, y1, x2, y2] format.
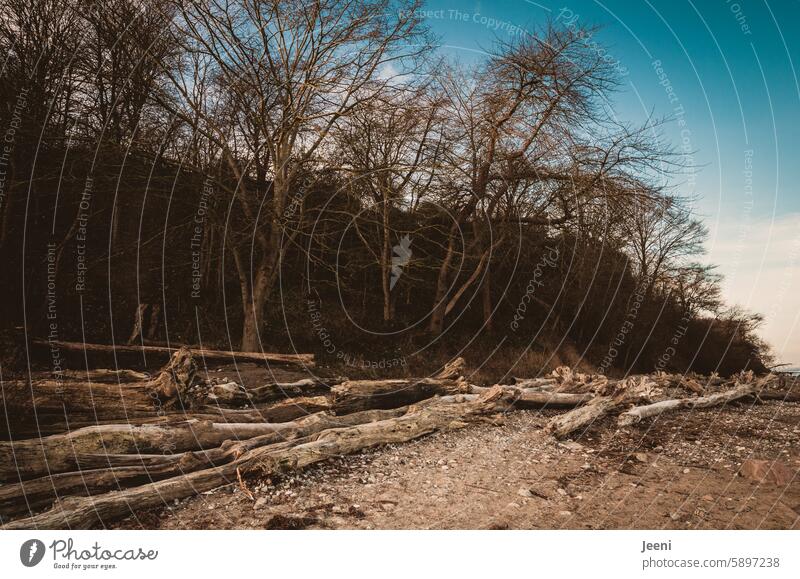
[330, 377, 469, 415]
[0, 419, 303, 482]
[33, 339, 315, 367]
[547, 376, 655, 438]
[617, 376, 776, 426]
[61, 369, 151, 382]
[434, 357, 467, 380]
[755, 389, 800, 403]
[210, 377, 337, 405]
[468, 385, 592, 408]
[4, 387, 510, 529]
[0, 408, 406, 519]
[511, 378, 558, 390]
[1, 349, 333, 439]
[146, 347, 198, 402]
[548, 366, 609, 393]
[0, 378, 157, 416]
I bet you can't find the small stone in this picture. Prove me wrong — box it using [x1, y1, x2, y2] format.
[683, 468, 690, 474]
[560, 441, 583, 451]
[254, 497, 267, 509]
[507, 502, 520, 508]
[558, 510, 572, 517]
[517, 488, 533, 497]
[702, 495, 714, 502]
[557, 488, 568, 496]
[633, 452, 649, 463]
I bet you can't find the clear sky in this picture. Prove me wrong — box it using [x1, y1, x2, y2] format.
[418, 0, 800, 365]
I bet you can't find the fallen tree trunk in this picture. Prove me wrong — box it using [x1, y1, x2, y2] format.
[755, 389, 800, 403]
[617, 375, 776, 426]
[60, 369, 151, 382]
[547, 377, 654, 438]
[331, 378, 468, 415]
[511, 378, 558, 390]
[0, 408, 406, 519]
[0, 418, 315, 482]
[33, 339, 315, 368]
[5, 387, 510, 529]
[238, 378, 335, 404]
[468, 385, 592, 408]
[2, 385, 373, 482]
[1, 348, 335, 439]
[0, 379, 157, 416]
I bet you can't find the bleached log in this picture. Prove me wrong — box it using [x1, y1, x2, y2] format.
[61, 369, 151, 382]
[511, 378, 558, 390]
[33, 339, 315, 367]
[243, 377, 335, 403]
[1, 349, 335, 439]
[547, 376, 655, 438]
[330, 377, 469, 414]
[755, 389, 800, 403]
[0, 419, 303, 482]
[5, 387, 511, 529]
[0, 408, 406, 519]
[617, 375, 776, 426]
[468, 385, 592, 408]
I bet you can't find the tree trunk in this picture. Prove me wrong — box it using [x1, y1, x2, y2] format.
[547, 376, 655, 438]
[381, 193, 394, 322]
[481, 267, 493, 332]
[331, 377, 468, 415]
[429, 231, 456, 335]
[618, 376, 774, 426]
[5, 387, 511, 529]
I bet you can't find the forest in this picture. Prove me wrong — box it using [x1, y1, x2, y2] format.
[0, 0, 771, 379]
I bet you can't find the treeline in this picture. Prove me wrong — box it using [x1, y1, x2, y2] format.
[0, 0, 770, 376]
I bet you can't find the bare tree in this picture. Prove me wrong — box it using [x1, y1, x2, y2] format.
[426, 26, 674, 335]
[333, 84, 443, 321]
[624, 196, 707, 296]
[157, 0, 432, 350]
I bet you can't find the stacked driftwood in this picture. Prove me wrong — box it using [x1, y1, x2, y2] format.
[0, 347, 795, 529]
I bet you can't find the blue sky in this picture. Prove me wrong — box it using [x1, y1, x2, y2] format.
[419, 0, 800, 364]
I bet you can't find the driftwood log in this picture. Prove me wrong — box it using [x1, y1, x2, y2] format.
[5, 387, 511, 529]
[547, 376, 656, 438]
[2, 349, 794, 530]
[33, 339, 315, 368]
[0, 408, 407, 519]
[1, 349, 338, 439]
[617, 375, 775, 426]
[469, 385, 593, 408]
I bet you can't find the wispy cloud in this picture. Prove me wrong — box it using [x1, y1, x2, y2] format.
[707, 213, 800, 364]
